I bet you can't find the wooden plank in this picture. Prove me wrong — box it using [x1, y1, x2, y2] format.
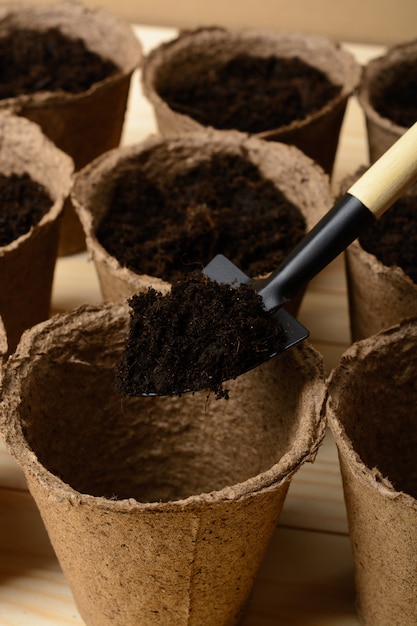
[279, 432, 349, 535]
[243, 526, 358, 626]
[0, 489, 83, 624]
[0, 442, 27, 491]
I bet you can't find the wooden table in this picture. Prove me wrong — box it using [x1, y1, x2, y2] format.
[0, 25, 385, 625]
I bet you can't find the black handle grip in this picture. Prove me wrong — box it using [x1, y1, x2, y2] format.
[258, 193, 375, 311]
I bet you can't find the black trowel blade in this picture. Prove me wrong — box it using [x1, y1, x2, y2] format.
[203, 254, 309, 356]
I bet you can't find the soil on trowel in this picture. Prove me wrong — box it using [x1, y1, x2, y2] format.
[370, 60, 417, 128]
[0, 172, 53, 246]
[0, 27, 118, 98]
[96, 150, 307, 283]
[360, 189, 417, 283]
[155, 54, 342, 133]
[116, 275, 287, 399]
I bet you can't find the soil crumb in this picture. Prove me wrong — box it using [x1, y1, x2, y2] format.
[116, 275, 286, 399]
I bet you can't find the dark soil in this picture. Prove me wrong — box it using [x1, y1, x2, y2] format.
[0, 27, 118, 98]
[370, 60, 417, 128]
[155, 53, 341, 133]
[96, 150, 306, 283]
[359, 190, 417, 283]
[116, 275, 287, 399]
[0, 172, 53, 246]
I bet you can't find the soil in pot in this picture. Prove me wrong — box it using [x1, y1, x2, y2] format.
[96, 150, 307, 283]
[0, 172, 52, 245]
[359, 188, 417, 284]
[0, 27, 118, 98]
[116, 275, 287, 399]
[154, 53, 341, 133]
[369, 59, 417, 128]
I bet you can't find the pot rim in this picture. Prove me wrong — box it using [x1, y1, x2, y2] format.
[0, 301, 327, 513]
[142, 27, 361, 136]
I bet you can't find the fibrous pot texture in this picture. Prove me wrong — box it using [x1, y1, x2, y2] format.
[0, 0, 142, 254]
[0, 302, 326, 625]
[343, 170, 417, 341]
[0, 112, 73, 353]
[0, 0, 142, 169]
[358, 38, 417, 162]
[72, 129, 333, 305]
[327, 319, 417, 626]
[142, 27, 360, 173]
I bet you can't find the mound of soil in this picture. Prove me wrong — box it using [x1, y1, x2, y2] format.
[0, 172, 52, 246]
[0, 27, 118, 98]
[156, 54, 341, 133]
[96, 150, 306, 283]
[116, 275, 286, 399]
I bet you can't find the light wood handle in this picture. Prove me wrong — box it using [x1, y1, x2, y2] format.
[348, 121, 417, 218]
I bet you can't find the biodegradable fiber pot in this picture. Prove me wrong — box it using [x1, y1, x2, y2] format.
[358, 38, 417, 163]
[0, 302, 327, 626]
[0, 112, 73, 354]
[72, 129, 333, 311]
[341, 165, 417, 342]
[141, 27, 361, 174]
[0, 0, 142, 255]
[326, 319, 417, 626]
[346, 237, 417, 342]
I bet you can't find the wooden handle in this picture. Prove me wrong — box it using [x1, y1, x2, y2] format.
[348, 121, 417, 218]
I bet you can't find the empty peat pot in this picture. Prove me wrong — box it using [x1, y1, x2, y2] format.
[0, 302, 326, 626]
[327, 319, 417, 626]
[141, 27, 360, 174]
[72, 129, 333, 313]
[358, 38, 417, 162]
[0, 112, 73, 354]
[0, 0, 142, 254]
